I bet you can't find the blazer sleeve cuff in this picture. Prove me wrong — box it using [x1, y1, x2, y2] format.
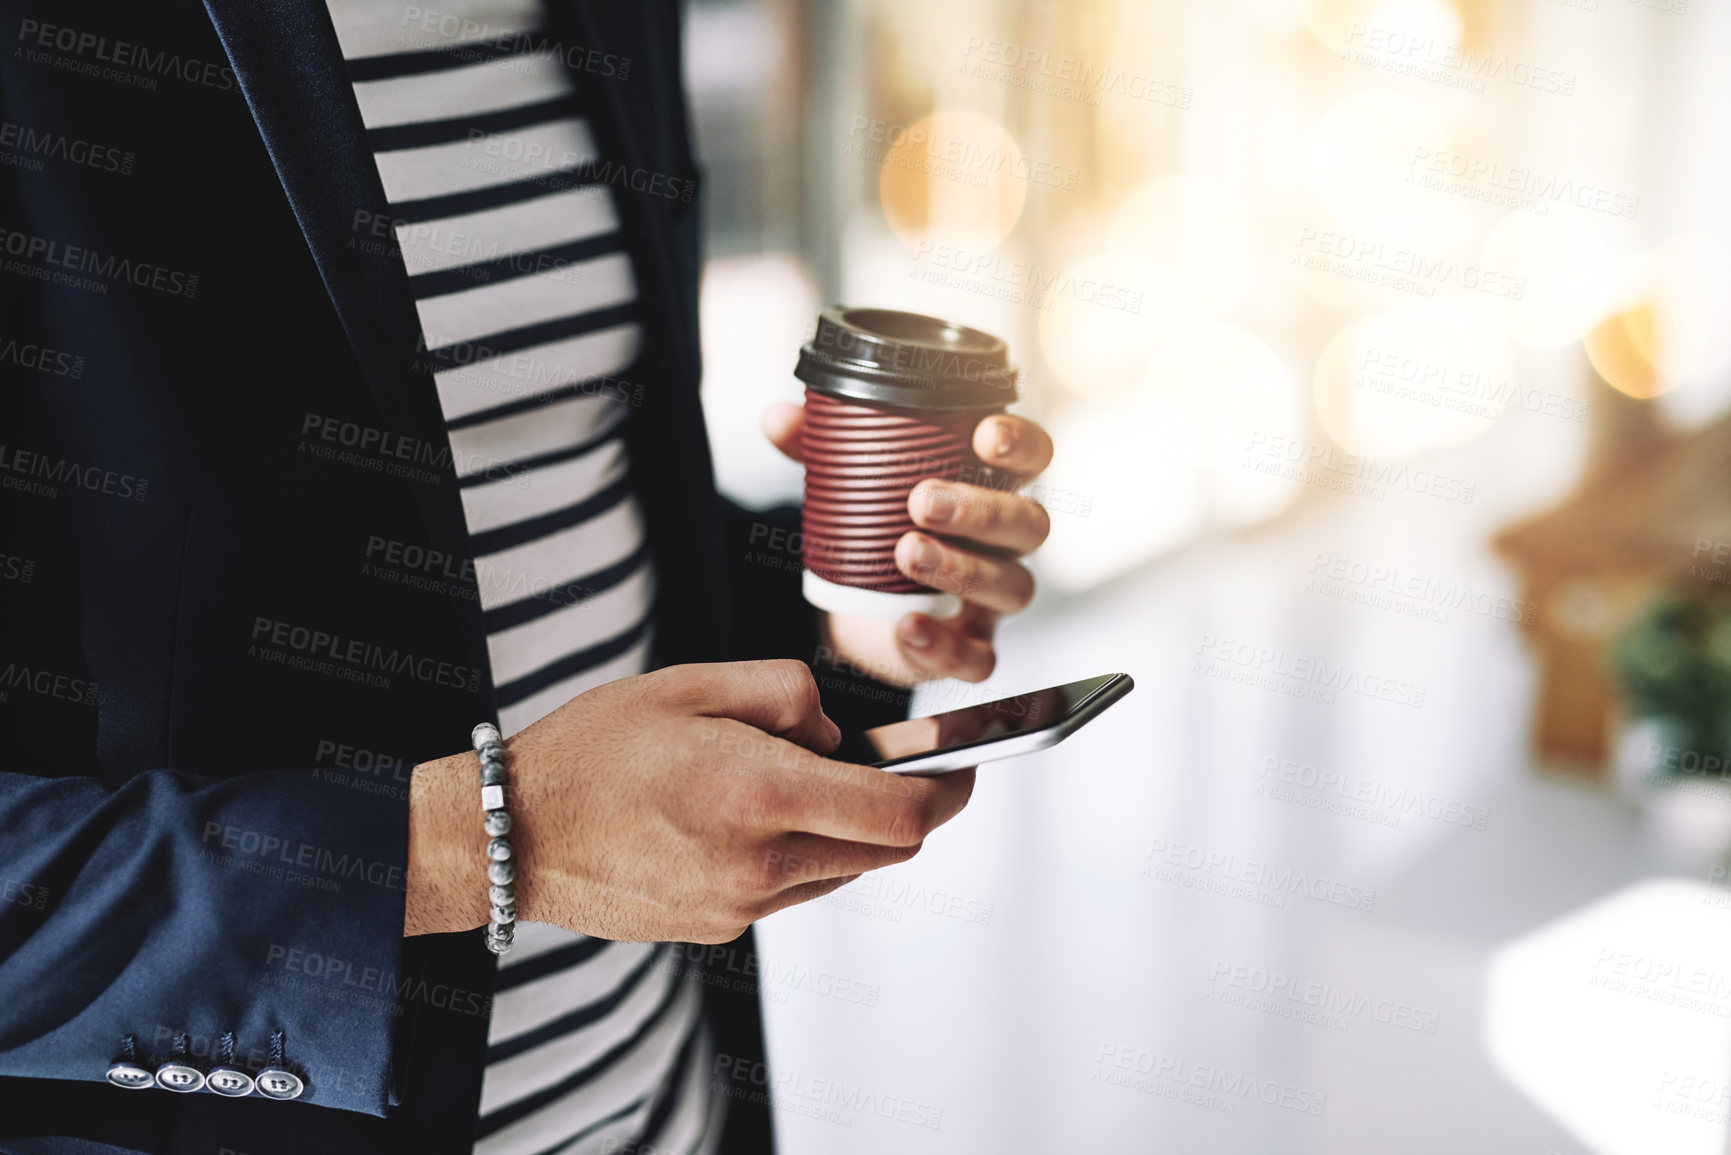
[0, 766, 410, 1117]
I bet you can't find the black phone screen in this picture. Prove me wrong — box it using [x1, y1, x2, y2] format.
[836, 674, 1120, 765]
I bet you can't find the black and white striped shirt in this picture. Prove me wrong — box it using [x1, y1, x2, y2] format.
[322, 2, 721, 1151]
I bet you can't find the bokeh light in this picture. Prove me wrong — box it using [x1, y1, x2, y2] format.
[1481, 212, 1616, 349]
[1034, 398, 1207, 593]
[1109, 177, 1258, 321]
[1584, 304, 1667, 400]
[1036, 252, 1181, 402]
[877, 109, 1028, 251]
[1037, 325, 1302, 592]
[1625, 233, 1731, 385]
[1149, 324, 1304, 527]
[1314, 303, 1516, 457]
[1308, 90, 1470, 246]
[1298, 0, 1462, 57]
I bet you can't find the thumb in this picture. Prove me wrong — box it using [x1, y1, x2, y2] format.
[762, 402, 805, 464]
[688, 659, 839, 752]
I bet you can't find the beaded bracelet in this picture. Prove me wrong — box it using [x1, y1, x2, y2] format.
[471, 723, 515, 955]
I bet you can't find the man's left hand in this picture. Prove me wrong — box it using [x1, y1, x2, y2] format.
[763, 403, 1054, 687]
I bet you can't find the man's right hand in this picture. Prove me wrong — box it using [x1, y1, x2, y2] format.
[405, 660, 975, 943]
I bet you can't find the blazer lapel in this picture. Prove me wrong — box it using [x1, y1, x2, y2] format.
[199, 0, 495, 694]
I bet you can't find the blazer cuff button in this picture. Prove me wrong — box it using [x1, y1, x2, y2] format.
[153, 1061, 206, 1093]
[207, 1066, 257, 1097]
[256, 1067, 306, 1100]
[105, 1061, 154, 1090]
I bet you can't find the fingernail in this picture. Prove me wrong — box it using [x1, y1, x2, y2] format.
[901, 616, 935, 650]
[920, 484, 956, 526]
[993, 418, 1017, 459]
[823, 714, 841, 744]
[903, 534, 942, 571]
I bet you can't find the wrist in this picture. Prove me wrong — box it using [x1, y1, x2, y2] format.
[404, 749, 489, 936]
[822, 611, 921, 689]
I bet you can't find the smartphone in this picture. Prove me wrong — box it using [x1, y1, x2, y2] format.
[848, 673, 1134, 776]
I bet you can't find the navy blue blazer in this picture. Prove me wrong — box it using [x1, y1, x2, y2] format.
[0, 0, 905, 1150]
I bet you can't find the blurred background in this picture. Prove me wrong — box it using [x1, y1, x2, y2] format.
[683, 0, 1731, 1151]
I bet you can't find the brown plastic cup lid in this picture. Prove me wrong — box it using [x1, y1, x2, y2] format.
[795, 306, 1019, 411]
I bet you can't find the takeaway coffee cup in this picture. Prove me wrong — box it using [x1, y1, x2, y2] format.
[794, 306, 1020, 620]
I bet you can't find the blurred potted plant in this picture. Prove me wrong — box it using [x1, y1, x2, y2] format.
[1610, 590, 1731, 864]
